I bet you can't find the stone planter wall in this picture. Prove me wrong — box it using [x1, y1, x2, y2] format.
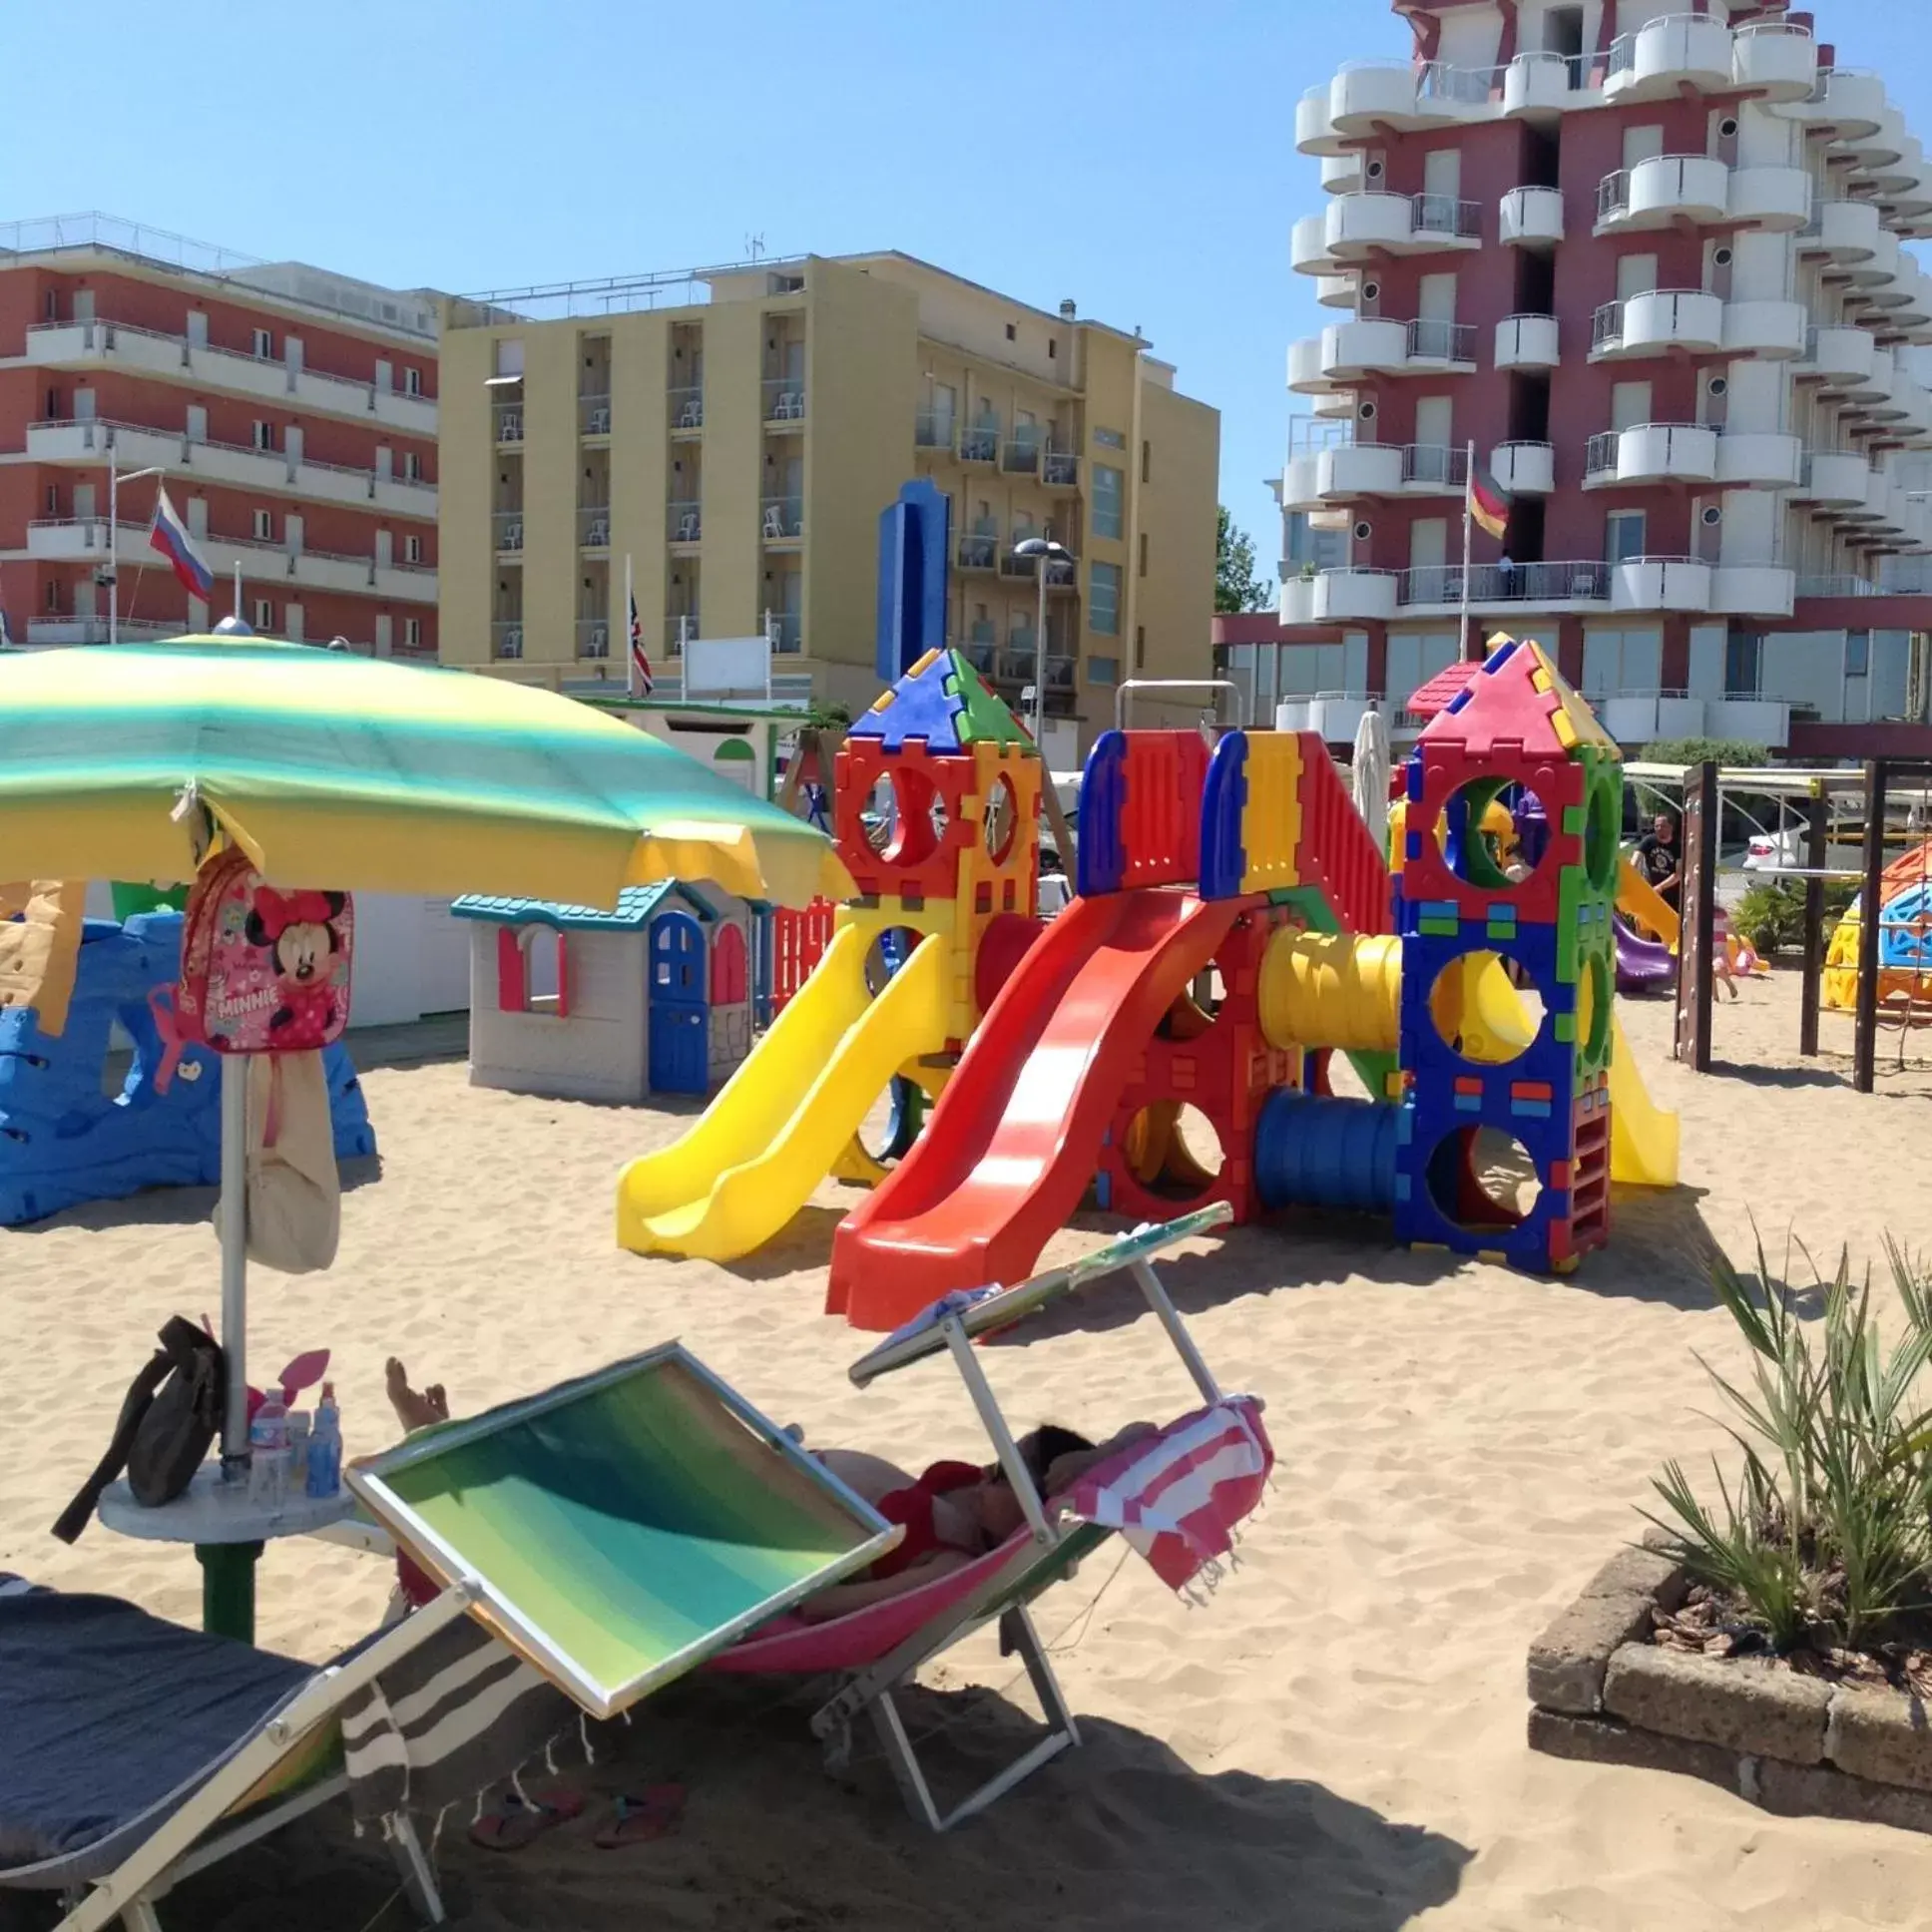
[1527, 1536, 1932, 1831]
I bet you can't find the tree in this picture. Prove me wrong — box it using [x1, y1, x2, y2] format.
[1639, 735, 1770, 768]
[1215, 506, 1274, 615]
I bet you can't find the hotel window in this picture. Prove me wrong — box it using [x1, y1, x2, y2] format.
[251, 327, 273, 358]
[405, 532, 423, 564]
[1724, 628, 1762, 699]
[403, 451, 423, 481]
[1005, 321, 1017, 341]
[1135, 624, 1146, 670]
[403, 366, 422, 397]
[1846, 630, 1870, 679]
[1094, 426, 1126, 450]
[1605, 510, 1646, 562]
[1139, 532, 1149, 578]
[1092, 464, 1124, 541]
[1091, 562, 1122, 636]
[1088, 655, 1119, 686]
[494, 339, 525, 378]
[404, 617, 422, 650]
[252, 508, 274, 541]
[253, 598, 275, 631]
[1141, 440, 1151, 484]
[251, 420, 276, 452]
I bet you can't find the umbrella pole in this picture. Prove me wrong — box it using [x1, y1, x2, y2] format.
[219, 1054, 249, 1471]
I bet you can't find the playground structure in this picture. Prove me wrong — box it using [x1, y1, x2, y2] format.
[0, 911, 375, 1226]
[1824, 834, 1932, 1021]
[619, 636, 1680, 1331]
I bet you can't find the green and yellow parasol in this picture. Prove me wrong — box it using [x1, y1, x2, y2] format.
[0, 635, 851, 909]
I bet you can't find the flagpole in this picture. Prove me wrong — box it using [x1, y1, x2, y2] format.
[624, 552, 635, 698]
[233, 560, 242, 624]
[1459, 437, 1475, 663]
[108, 459, 119, 649]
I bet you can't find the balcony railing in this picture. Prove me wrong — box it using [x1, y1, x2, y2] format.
[958, 423, 1000, 464]
[956, 532, 999, 572]
[576, 619, 611, 660]
[1002, 438, 1041, 475]
[1000, 549, 1077, 585]
[494, 404, 523, 444]
[1042, 446, 1079, 488]
[668, 500, 702, 544]
[1401, 443, 1469, 487]
[761, 378, 806, 423]
[1045, 653, 1077, 690]
[1598, 169, 1633, 222]
[578, 506, 611, 549]
[491, 621, 524, 660]
[1398, 560, 1613, 605]
[665, 612, 698, 657]
[766, 612, 802, 655]
[1585, 431, 1619, 478]
[1799, 573, 1881, 598]
[1411, 193, 1482, 240]
[914, 408, 955, 449]
[760, 497, 803, 541]
[493, 511, 524, 553]
[961, 635, 997, 676]
[997, 644, 1036, 681]
[1416, 57, 1498, 104]
[669, 385, 705, 431]
[1406, 317, 1475, 362]
[579, 393, 612, 437]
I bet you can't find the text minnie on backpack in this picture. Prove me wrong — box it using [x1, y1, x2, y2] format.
[178, 850, 354, 1054]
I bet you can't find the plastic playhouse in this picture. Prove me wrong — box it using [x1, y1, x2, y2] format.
[1823, 835, 1932, 1018]
[0, 910, 375, 1226]
[618, 636, 1680, 1330]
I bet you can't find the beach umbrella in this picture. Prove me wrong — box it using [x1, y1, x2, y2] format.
[0, 636, 853, 1460]
[1351, 705, 1391, 837]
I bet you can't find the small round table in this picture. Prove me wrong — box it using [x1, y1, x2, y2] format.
[98, 1465, 358, 1643]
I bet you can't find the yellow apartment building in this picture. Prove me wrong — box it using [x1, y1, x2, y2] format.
[438, 251, 1218, 749]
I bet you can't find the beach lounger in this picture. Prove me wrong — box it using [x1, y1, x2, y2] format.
[1, 1344, 894, 1931]
[712, 1205, 1274, 1831]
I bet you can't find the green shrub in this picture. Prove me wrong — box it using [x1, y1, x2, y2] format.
[1645, 1237, 1932, 1652]
[1732, 878, 1859, 956]
[1640, 736, 1772, 769]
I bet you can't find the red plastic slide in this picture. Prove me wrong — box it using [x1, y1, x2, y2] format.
[827, 888, 1240, 1329]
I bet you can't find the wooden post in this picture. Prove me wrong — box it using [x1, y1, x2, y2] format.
[1853, 758, 1887, 1094]
[1674, 760, 1717, 1073]
[1798, 789, 1826, 1059]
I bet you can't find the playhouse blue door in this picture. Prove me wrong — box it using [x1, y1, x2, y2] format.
[649, 911, 709, 1094]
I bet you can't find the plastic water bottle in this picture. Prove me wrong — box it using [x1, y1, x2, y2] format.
[286, 1410, 311, 1492]
[248, 1389, 289, 1510]
[306, 1383, 342, 1500]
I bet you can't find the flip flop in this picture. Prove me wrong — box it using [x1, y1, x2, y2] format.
[467, 1787, 587, 1851]
[593, 1785, 686, 1849]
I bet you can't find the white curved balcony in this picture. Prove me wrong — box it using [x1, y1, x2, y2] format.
[1585, 422, 1718, 488]
[1312, 389, 1356, 421]
[1800, 199, 1881, 262]
[1491, 441, 1555, 495]
[1597, 154, 1730, 232]
[1847, 107, 1908, 172]
[1291, 213, 1339, 277]
[1709, 566, 1797, 618]
[1612, 557, 1712, 613]
[1727, 166, 1812, 231]
[1297, 64, 1437, 153]
[1315, 273, 1357, 309]
[1301, 569, 1399, 622]
[1495, 312, 1560, 368]
[1796, 324, 1876, 386]
[1732, 20, 1817, 102]
[1791, 68, 1885, 141]
[1281, 454, 1321, 510]
[1308, 317, 1409, 383]
[1592, 289, 1722, 358]
[1868, 133, 1923, 199]
[1320, 441, 1404, 499]
[1500, 186, 1564, 246]
[1796, 451, 1872, 507]
[1714, 432, 1803, 489]
[1502, 51, 1573, 117]
[1720, 299, 1808, 357]
[1287, 334, 1338, 395]
[1605, 15, 1733, 101]
[1844, 348, 1897, 411]
[1320, 152, 1364, 195]
[1847, 227, 1902, 287]
[1323, 192, 1482, 261]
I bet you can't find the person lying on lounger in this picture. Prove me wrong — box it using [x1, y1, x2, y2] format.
[384, 1362, 1153, 1625]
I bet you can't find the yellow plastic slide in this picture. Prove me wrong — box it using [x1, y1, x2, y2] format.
[616, 925, 950, 1261]
[1618, 851, 1682, 951]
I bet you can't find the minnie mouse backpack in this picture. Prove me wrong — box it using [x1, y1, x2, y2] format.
[177, 848, 354, 1053]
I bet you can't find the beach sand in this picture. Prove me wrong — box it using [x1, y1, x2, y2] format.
[6, 964, 1932, 1930]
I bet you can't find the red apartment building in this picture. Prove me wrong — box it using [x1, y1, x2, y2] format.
[0, 215, 438, 654]
[1229, 0, 1932, 758]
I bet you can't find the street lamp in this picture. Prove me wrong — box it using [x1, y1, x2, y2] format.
[107, 462, 168, 647]
[1011, 536, 1071, 750]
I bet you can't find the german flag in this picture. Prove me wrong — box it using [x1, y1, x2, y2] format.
[1468, 463, 1512, 541]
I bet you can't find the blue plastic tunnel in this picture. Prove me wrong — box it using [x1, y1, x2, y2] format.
[1253, 1089, 1401, 1216]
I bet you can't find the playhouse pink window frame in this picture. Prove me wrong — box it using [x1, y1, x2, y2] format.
[497, 925, 571, 1018]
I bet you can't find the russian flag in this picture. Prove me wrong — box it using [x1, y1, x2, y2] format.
[148, 483, 214, 601]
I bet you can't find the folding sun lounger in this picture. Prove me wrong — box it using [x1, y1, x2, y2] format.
[709, 1202, 1274, 1831]
[0, 1346, 898, 1932]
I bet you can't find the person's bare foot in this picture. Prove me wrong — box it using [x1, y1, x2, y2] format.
[385, 1358, 450, 1434]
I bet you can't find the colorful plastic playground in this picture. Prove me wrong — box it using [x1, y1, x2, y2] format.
[619, 633, 1681, 1328]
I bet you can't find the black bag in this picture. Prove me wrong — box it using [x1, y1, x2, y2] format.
[53, 1318, 226, 1543]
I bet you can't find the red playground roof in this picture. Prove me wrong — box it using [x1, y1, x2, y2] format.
[1403, 661, 1481, 721]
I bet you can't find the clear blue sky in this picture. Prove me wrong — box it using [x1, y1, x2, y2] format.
[7, 0, 1923, 565]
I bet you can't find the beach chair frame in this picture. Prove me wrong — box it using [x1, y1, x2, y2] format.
[816, 1206, 1233, 1831]
[42, 1585, 475, 1932]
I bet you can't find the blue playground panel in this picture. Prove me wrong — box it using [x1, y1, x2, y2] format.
[0, 912, 376, 1226]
